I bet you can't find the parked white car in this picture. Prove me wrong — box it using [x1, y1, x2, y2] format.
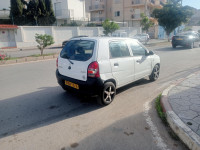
[133, 33, 150, 44]
[56, 37, 160, 105]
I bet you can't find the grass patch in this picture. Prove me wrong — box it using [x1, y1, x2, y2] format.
[155, 94, 168, 125]
[155, 95, 180, 141]
[0, 53, 57, 62]
[29, 53, 55, 57]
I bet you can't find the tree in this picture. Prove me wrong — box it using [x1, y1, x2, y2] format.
[102, 19, 119, 36]
[26, 0, 40, 25]
[10, 0, 56, 26]
[39, 0, 56, 25]
[153, 0, 193, 41]
[35, 34, 54, 56]
[10, 0, 24, 25]
[140, 13, 154, 33]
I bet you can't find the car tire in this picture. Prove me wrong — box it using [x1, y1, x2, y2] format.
[149, 64, 160, 81]
[172, 44, 176, 48]
[189, 42, 194, 49]
[97, 82, 116, 106]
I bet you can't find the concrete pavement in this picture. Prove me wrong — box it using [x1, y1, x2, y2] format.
[161, 72, 200, 150]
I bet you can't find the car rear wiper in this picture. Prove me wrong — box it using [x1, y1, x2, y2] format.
[66, 56, 74, 65]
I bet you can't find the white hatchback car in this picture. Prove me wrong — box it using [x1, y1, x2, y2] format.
[56, 37, 160, 105]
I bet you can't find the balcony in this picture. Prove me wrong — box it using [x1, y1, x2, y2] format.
[131, 14, 141, 20]
[91, 17, 105, 22]
[89, 4, 105, 11]
[130, 0, 162, 8]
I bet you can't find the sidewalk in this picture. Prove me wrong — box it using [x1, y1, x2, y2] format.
[161, 72, 200, 150]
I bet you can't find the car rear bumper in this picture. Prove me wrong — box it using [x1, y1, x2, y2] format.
[172, 40, 192, 46]
[56, 69, 104, 96]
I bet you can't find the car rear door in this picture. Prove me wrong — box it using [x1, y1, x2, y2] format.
[109, 40, 134, 87]
[58, 39, 96, 82]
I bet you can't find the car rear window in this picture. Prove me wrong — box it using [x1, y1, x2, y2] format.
[60, 40, 95, 61]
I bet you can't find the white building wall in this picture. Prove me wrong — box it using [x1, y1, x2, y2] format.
[52, 0, 69, 19]
[52, 0, 86, 21]
[68, 0, 85, 20]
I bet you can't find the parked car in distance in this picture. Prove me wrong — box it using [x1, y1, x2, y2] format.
[62, 35, 88, 47]
[56, 37, 160, 106]
[172, 31, 200, 49]
[132, 33, 150, 44]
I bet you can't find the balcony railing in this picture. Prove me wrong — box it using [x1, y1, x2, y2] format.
[131, 14, 140, 19]
[89, 4, 104, 11]
[91, 17, 105, 22]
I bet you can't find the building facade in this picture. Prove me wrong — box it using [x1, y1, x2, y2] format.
[88, 0, 166, 25]
[87, 0, 167, 37]
[52, 0, 89, 25]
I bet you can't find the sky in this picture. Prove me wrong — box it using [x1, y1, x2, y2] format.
[0, 0, 10, 10]
[183, 0, 200, 9]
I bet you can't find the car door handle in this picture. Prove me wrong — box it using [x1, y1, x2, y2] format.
[136, 60, 141, 63]
[114, 63, 119, 66]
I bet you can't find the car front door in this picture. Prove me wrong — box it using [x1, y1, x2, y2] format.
[109, 40, 134, 87]
[129, 40, 152, 80]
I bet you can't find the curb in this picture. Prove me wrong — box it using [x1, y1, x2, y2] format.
[0, 53, 59, 66]
[160, 73, 200, 150]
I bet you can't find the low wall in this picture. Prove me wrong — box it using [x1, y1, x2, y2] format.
[13, 26, 139, 48]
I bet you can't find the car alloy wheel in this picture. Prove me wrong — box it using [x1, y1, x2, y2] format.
[98, 82, 116, 106]
[190, 42, 194, 49]
[149, 64, 160, 81]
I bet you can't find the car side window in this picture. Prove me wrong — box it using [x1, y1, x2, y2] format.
[109, 41, 130, 58]
[130, 41, 146, 56]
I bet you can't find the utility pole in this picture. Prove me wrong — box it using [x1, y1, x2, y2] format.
[145, 0, 147, 16]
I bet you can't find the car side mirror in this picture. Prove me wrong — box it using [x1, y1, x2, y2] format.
[147, 50, 154, 56]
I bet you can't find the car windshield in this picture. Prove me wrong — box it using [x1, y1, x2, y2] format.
[60, 40, 95, 61]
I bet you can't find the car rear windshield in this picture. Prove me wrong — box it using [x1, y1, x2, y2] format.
[60, 40, 95, 61]
[177, 32, 195, 36]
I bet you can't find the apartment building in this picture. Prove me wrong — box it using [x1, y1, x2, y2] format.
[88, 0, 166, 25]
[87, 0, 166, 37]
[52, 0, 89, 25]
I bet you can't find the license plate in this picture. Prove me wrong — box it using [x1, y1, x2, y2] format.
[65, 81, 79, 89]
[176, 38, 183, 40]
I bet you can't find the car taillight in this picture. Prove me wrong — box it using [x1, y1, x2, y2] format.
[87, 61, 100, 78]
[56, 58, 58, 68]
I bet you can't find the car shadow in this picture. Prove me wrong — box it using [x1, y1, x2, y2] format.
[0, 86, 101, 139]
[117, 78, 151, 94]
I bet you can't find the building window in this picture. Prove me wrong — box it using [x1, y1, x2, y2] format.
[115, 11, 120, 17]
[99, 11, 102, 14]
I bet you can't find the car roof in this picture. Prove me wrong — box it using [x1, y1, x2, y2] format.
[71, 37, 138, 42]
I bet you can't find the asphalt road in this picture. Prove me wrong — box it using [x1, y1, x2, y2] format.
[0, 44, 200, 150]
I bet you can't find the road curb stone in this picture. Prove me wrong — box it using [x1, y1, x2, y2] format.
[161, 72, 200, 150]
